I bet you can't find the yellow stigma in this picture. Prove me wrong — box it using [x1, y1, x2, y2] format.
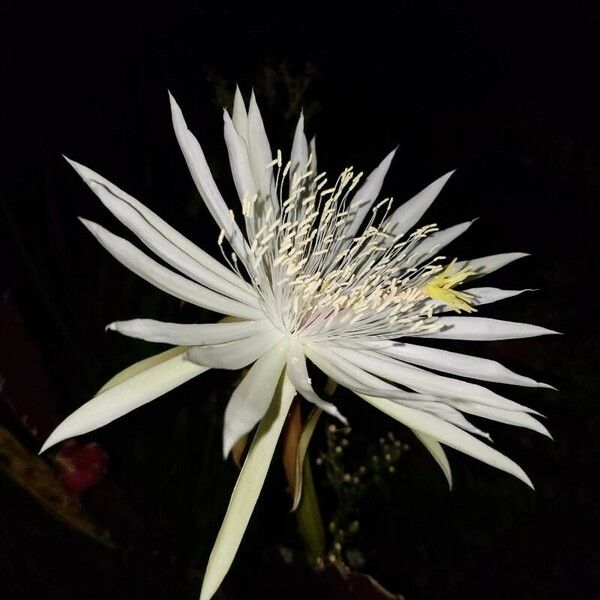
[425, 259, 476, 313]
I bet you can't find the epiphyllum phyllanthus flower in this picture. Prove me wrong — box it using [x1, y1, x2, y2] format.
[42, 89, 556, 600]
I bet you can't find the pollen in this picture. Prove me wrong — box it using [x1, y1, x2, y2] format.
[424, 259, 476, 313]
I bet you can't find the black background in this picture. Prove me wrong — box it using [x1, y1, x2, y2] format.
[1, 1, 599, 599]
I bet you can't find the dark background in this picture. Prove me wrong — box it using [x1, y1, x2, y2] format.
[1, 1, 598, 599]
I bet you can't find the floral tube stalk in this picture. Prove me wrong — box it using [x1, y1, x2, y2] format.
[42, 88, 556, 600]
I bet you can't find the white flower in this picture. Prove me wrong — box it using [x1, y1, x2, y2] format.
[41, 88, 556, 600]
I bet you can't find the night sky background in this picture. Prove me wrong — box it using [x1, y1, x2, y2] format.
[1, 1, 599, 599]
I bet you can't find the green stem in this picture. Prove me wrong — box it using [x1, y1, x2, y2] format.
[296, 454, 325, 564]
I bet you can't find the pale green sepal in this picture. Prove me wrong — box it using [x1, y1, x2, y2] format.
[412, 430, 453, 490]
[199, 374, 296, 600]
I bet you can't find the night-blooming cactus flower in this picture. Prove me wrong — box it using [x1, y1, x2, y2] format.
[42, 89, 556, 600]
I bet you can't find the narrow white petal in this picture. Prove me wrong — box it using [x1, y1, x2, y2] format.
[222, 344, 287, 457]
[169, 92, 250, 261]
[335, 345, 535, 412]
[41, 354, 208, 453]
[309, 136, 317, 174]
[359, 394, 533, 488]
[290, 112, 309, 176]
[107, 319, 269, 346]
[446, 400, 552, 437]
[186, 328, 284, 370]
[247, 92, 275, 204]
[412, 431, 453, 489]
[387, 170, 455, 234]
[223, 110, 258, 203]
[232, 86, 248, 142]
[305, 344, 426, 403]
[454, 252, 529, 279]
[199, 375, 296, 600]
[410, 220, 475, 265]
[345, 148, 397, 238]
[286, 340, 347, 423]
[78, 174, 259, 307]
[65, 157, 253, 296]
[361, 339, 551, 388]
[80, 219, 263, 320]
[423, 316, 559, 341]
[416, 401, 491, 439]
[466, 287, 533, 306]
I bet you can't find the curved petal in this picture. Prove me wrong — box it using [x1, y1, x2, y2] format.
[454, 252, 529, 279]
[422, 316, 559, 341]
[200, 375, 296, 600]
[169, 92, 250, 261]
[344, 148, 397, 239]
[232, 86, 248, 142]
[446, 400, 551, 437]
[40, 353, 208, 453]
[409, 220, 475, 265]
[334, 345, 536, 412]
[359, 394, 533, 488]
[80, 219, 263, 320]
[223, 110, 258, 204]
[387, 170, 455, 234]
[74, 169, 259, 307]
[247, 92, 276, 206]
[223, 344, 287, 457]
[286, 340, 347, 423]
[466, 287, 533, 306]
[360, 339, 552, 388]
[412, 430, 453, 489]
[107, 319, 269, 346]
[290, 112, 309, 176]
[186, 327, 284, 370]
[305, 343, 427, 403]
[65, 157, 253, 295]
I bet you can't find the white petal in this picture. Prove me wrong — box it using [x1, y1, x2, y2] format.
[361, 339, 551, 388]
[334, 345, 535, 412]
[286, 340, 347, 423]
[76, 173, 258, 307]
[344, 148, 397, 238]
[169, 92, 250, 261]
[41, 353, 207, 453]
[80, 219, 263, 320]
[387, 170, 455, 234]
[467, 287, 533, 306]
[416, 401, 491, 440]
[107, 319, 269, 346]
[309, 136, 317, 174]
[232, 86, 248, 142]
[186, 327, 284, 370]
[454, 252, 529, 279]
[446, 400, 551, 437]
[222, 344, 287, 457]
[423, 316, 559, 341]
[247, 92, 276, 205]
[290, 112, 309, 176]
[223, 110, 258, 203]
[412, 430, 453, 489]
[199, 375, 296, 600]
[410, 220, 475, 265]
[305, 344, 425, 402]
[65, 157, 253, 296]
[359, 394, 533, 488]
